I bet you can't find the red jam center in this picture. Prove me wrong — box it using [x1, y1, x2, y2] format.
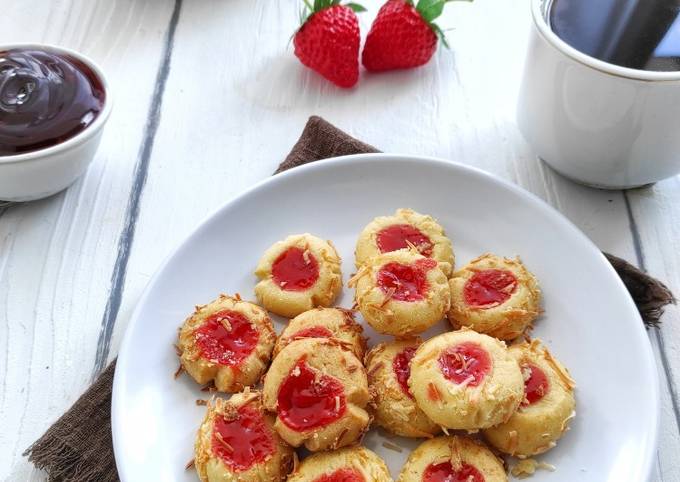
[277, 359, 346, 431]
[523, 363, 550, 405]
[289, 325, 334, 341]
[211, 406, 275, 472]
[376, 259, 436, 302]
[376, 224, 433, 256]
[272, 246, 320, 291]
[438, 342, 492, 387]
[314, 468, 365, 482]
[194, 310, 259, 366]
[463, 269, 517, 308]
[393, 346, 417, 398]
[423, 462, 485, 482]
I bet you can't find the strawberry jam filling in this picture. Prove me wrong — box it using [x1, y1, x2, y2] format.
[423, 462, 485, 482]
[272, 246, 319, 291]
[289, 325, 334, 341]
[376, 258, 436, 302]
[314, 468, 365, 482]
[211, 405, 275, 472]
[393, 346, 417, 398]
[438, 342, 492, 387]
[377, 224, 433, 256]
[522, 363, 550, 405]
[194, 310, 259, 366]
[463, 269, 517, 308]
[277, 359, 346, 431]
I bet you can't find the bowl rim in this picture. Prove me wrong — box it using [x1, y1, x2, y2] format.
[531, 0, 680, 82]
[0, 43, 113, 165]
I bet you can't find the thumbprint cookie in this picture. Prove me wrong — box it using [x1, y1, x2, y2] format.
[355, 208, 454, 276]
[287, 446, 393, 482]
[398, 436, 507, 482]
[365, 338, 440, 438]
[255, 234, 343, 318]
[262, 338, 370, 451]
[409, 330, 524, 430]
[194, 390, 294, 482]
[448, 254, 541, 340]
[349, 249, 450, 336]
[178, 294, 276, 392]
[483, 340, 576, 457]
[273, 307, 367, 360]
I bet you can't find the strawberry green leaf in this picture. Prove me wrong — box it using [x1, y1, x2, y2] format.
[300, 2, 311, 23]
[430, 22, 450, 49]
[346, 2, 367, 12]
[416, 0, 471, 45]
[299, 0, 361, 26]
[417, 0, 446, 23]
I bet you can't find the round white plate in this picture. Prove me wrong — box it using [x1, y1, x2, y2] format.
[112, 154, 658, 481]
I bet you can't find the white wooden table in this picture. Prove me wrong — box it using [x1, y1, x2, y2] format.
[1, 0, 678, 480]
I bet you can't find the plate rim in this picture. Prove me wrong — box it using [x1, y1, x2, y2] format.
[111, 153, 659, 481]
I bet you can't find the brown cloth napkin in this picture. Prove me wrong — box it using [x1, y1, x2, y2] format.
[25, 362, 117, 482]
[25, 115, 674, 481]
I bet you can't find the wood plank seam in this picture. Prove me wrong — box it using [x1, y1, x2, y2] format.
[91, 0, 184, 378]
[0, 201, 13, 217]
[623, 190, 680, 438]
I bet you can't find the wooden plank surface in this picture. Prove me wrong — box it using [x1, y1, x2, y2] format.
[0, 0, 678, 481]
[0, 0, 177, 479]
[627, 183, 680, 482]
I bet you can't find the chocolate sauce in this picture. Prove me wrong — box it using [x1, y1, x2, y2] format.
[550, 0, 680, 72]
[0, 48, 105, 156]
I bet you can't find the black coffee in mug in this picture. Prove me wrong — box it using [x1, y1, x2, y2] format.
[549, 0, 680, 71]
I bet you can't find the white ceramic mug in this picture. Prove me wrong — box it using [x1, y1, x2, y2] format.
[517, 0, 680, 189]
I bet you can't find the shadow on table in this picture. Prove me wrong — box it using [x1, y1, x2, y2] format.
[236, 49, 458, 113]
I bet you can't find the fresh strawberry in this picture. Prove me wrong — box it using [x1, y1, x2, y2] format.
[294, 0, 366, 88]
[362, 0, 456, 72]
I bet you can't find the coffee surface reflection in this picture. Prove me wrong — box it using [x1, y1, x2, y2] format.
[550, 0, 680, 72]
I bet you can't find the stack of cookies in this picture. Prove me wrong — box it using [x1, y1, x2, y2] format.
[175, 208, 576, 482]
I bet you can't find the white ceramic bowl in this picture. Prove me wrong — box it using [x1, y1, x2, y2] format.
[0, 44, 112, 202]
[518, 0, 680, 189]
